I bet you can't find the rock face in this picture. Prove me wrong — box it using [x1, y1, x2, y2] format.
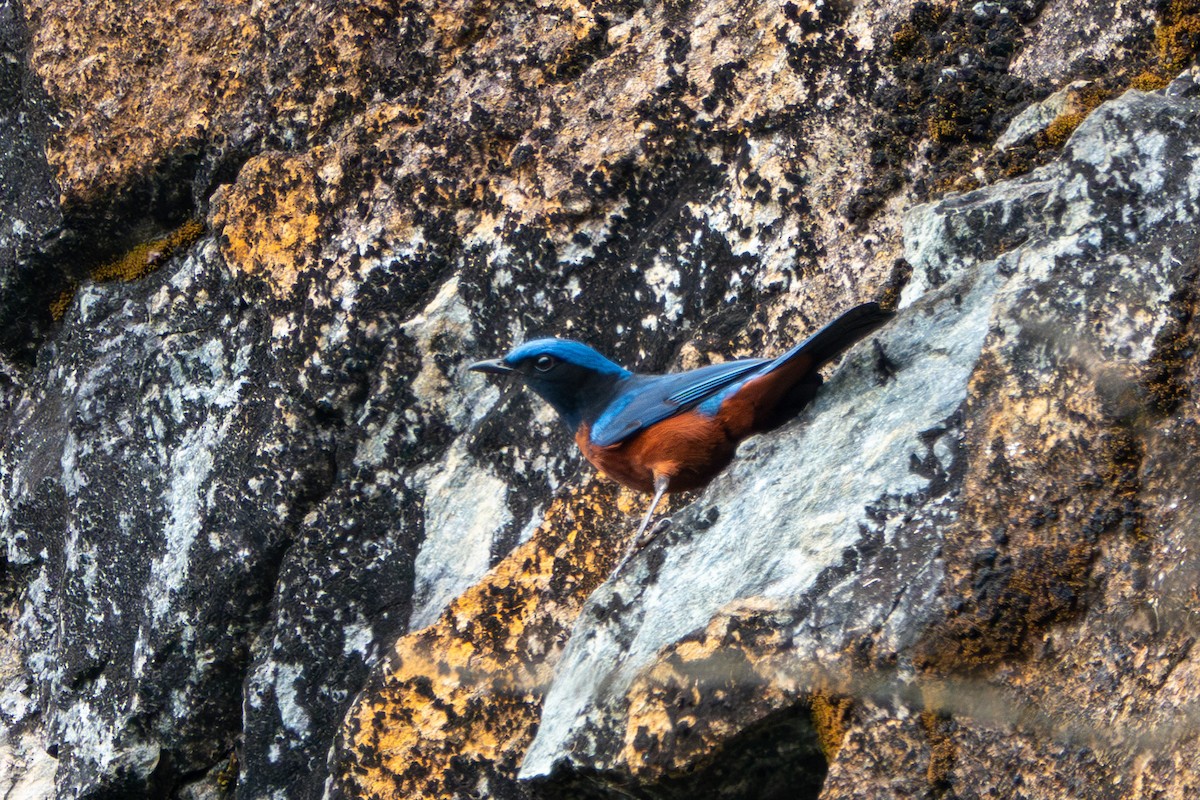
[523, 74, 1200, 797]
[1, 0, 1198, 798]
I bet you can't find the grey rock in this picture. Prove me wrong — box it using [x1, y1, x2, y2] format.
[1, 234, 435, 796]
[993, 80, 1091, 152]
[1010, 0, 1157, 85]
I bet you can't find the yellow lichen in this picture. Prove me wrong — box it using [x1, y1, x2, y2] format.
[809, 693, 853, 761]
[1130, 71, 1172, 92]
[49, 219, 204, 320]
[334, 478, 633, 799]
[215, 752, 238, 794]
[49, 281, 79, 321]
[919, 710, 956, 792]
[1156, 0, 1200, 72]
[90, 218, 205, 283]
[927, 115, 960, 144]
[1042, 111, 1087, 148]
[1125, 0, 1200, 95]
[891, 22, 921, 57]
[1040, 84, 1108, 149]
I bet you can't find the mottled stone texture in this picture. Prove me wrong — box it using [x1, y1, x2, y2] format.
[523, 77, 1200, 799]
[0, 0, 1198, 798]
[0, 0, 62, 363]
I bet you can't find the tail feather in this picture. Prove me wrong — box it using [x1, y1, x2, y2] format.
[775, 301, 893, 369]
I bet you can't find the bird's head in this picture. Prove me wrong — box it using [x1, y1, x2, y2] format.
[469, 338, 631, 429]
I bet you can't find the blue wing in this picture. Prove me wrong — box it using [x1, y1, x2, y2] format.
[587, 303, 892, 447]
[589, 358, 769, 447]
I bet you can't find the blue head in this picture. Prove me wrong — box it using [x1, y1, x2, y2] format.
[469, 338, 631, 429]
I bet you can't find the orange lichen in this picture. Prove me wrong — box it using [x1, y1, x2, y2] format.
[1036, 3, 1200, 152]
[90, 219, 205, 283]
[809, 693, 853, 760]
[927, 116, 959, 144]
[919, 710, 957, 794]
[1156, 0, 1200, 72]
[614, 596, 840, 781]
[333, 477, 632, 799]
[49, 281, 79, 321]
[211, 151, 324, 297]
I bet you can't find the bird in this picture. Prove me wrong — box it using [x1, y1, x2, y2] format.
[470, 302, 893, 562]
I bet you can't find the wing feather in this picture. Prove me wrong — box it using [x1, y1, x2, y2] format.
[589, 358, 768, 447]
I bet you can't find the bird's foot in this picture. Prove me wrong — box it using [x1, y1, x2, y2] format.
[614, 517, 671, 573]
[636, 516, 671, 550]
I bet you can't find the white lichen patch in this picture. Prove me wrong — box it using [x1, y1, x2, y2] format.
[273, 663, 311, 737]
[56, 699, 135, 783]
[640, 258, 683, 322]
[341, 617, 375, 663]
[408, 439, 512, 631]
[398, 275, 480, 431]
[146, 416, 222, 623]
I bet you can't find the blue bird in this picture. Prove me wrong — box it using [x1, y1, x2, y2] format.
[470, 302, 892, 554]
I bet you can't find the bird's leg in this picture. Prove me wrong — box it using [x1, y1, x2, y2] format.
[616, 473, 670, 571]
[637, 473, 670, 541]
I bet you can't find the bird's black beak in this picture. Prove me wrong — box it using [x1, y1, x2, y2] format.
[468, 358, 514, 376]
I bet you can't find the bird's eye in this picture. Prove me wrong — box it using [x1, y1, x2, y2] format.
[534, 355, 556, 372]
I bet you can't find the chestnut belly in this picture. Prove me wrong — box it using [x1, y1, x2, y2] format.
[576, 410, 738, 494]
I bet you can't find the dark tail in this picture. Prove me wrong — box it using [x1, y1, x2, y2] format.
[775, 302, 893, 369]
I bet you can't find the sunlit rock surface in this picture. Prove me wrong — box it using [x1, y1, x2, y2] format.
[0, 0, 1197, 797]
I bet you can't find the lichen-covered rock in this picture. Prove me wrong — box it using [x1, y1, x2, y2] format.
[0, 0, 64, 362]
[522, 73, 1200, 797]
[1, 0, 1197, 797]
[331, 478, 631, 800]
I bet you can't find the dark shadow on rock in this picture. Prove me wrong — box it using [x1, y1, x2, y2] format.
[527, 703, 827, 800]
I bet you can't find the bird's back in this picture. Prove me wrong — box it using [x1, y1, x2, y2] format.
[586, 302, 892, 449]
[588, 358, 769, 447]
